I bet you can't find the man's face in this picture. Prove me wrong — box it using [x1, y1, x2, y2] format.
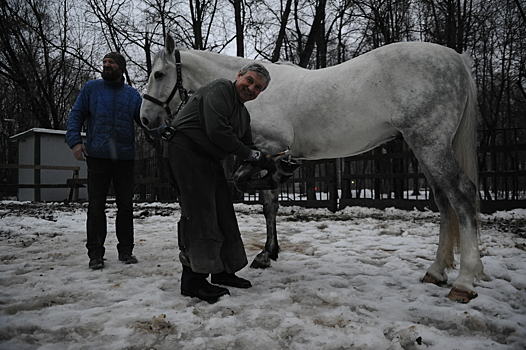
[101, 58, 122, 82]
[235, 70, 267, 104]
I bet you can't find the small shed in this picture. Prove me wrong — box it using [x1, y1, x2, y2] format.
[10, 128, 87, 201]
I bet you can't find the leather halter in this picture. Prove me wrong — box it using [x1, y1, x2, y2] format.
[143, 49, 189, 125]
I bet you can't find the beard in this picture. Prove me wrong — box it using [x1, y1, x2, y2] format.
[101, 67, 122, 81]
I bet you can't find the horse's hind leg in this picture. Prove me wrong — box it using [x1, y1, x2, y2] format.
[250, 188, 280, 268]
[421, 185, 458, 285]
[408, 141, 483, 303]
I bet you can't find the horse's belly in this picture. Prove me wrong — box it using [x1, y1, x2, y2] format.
[291, 121, 398, 160]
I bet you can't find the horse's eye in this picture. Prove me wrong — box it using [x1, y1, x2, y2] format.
[154, 71, 164, 79]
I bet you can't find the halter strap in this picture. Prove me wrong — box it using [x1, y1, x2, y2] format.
[143, 49, 189, 126]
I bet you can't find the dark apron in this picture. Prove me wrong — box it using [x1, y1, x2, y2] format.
[168, 132, 248, 274]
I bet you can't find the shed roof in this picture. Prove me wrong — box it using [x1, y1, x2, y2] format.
[10, 128, 85, 140]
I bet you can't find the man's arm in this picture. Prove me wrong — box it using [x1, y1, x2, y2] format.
[66, 83, 89, 160]
[199, 82, 252, 159]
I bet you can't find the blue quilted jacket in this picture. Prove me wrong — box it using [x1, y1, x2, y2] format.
[66, 79, 143, 160]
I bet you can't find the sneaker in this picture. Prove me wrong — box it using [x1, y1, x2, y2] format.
[119, 253, 138, 264]
[89, 257, 104, 270]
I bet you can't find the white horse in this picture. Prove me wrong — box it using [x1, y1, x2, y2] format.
[140, 34, 484, 303]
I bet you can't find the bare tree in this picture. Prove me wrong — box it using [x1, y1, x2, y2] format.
[417, 0, 475, 53]
[271, 0, 294, 62]
[85, 0, 142, 84]
[295, 0, 327, 68]
[130, 0, 180, 81]
[186, 0, 219, 49]
[0, 0, 90, 132]
[353, 0, 413, 50]
[243, 0, 295, 62]
[140, 0, 177, 42]
[231, 0, 245, 57]
[0, 0, 524, 173]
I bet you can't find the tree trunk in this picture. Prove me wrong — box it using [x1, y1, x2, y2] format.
[271, 0, 293, 62]
[298, 0, 327, 68]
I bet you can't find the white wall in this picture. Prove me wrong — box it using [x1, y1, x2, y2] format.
[14, 129, 87, 201]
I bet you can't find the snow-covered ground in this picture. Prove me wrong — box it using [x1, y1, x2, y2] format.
[0, 201, 525, 350]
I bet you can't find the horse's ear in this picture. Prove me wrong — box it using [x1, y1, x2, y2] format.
[165, 34, 175, 56]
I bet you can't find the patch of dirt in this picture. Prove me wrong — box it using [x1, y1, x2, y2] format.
[0, 202, 84, 221]
[481, 216, 526, 238]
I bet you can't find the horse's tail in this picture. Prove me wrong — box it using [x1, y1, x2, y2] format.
[450, 53, 481, 250]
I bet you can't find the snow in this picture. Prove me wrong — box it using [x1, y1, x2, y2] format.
[0, 201, 525, 350]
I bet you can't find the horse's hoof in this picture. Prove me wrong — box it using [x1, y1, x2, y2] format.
[422, 272, 447, 286]
[268, 251, 279, 261]
[447, 287, 478, 303]
[250, 258, 271, 269]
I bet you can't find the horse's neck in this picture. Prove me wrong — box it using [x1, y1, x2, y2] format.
[181, 50, 250, 89]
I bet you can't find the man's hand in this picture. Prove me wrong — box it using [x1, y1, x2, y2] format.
[72, 143, 88, 161]
[245, 149, 274, 170]
[160, 126, 176, 140]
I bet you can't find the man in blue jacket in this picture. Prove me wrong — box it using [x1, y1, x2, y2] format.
[66, 52, 151, 270]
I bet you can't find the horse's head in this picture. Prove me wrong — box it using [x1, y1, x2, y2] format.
[140, 34, 188, 130]
[233, 157, 301, 192]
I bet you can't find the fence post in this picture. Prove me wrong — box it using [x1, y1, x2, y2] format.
[329, 160, 338, 213]
[71, 169, 79, 202]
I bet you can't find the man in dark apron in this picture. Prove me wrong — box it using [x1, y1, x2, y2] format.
[167, 63, 272, 303]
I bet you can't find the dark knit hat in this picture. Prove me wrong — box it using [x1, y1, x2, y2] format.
[103, 52, 126, 71]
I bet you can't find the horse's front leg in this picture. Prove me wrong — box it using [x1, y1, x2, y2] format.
[251, 188, 280, 268]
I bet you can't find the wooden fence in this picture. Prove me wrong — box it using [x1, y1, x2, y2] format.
[0, 164, 85, 201]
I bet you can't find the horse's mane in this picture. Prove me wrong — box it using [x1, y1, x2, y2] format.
[153, 46, 299, 73]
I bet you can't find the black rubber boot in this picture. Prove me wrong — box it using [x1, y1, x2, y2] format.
[211, 271, 252, 289]
[181, 265, 229, 303]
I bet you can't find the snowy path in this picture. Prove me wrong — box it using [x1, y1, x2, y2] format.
[0, 201, 525, 350]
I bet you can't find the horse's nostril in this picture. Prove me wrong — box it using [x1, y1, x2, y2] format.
[141, 118, 149, 127]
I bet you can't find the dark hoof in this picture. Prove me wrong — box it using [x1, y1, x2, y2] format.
[250, 259, 270, 269]
[422, 272, 447, 286]
[447, 287, 478, 303]
[250, 251, 272, 269]
[250, 257, 270, 269]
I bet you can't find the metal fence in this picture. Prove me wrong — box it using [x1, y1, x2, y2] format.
[134, 129, 526, 213]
